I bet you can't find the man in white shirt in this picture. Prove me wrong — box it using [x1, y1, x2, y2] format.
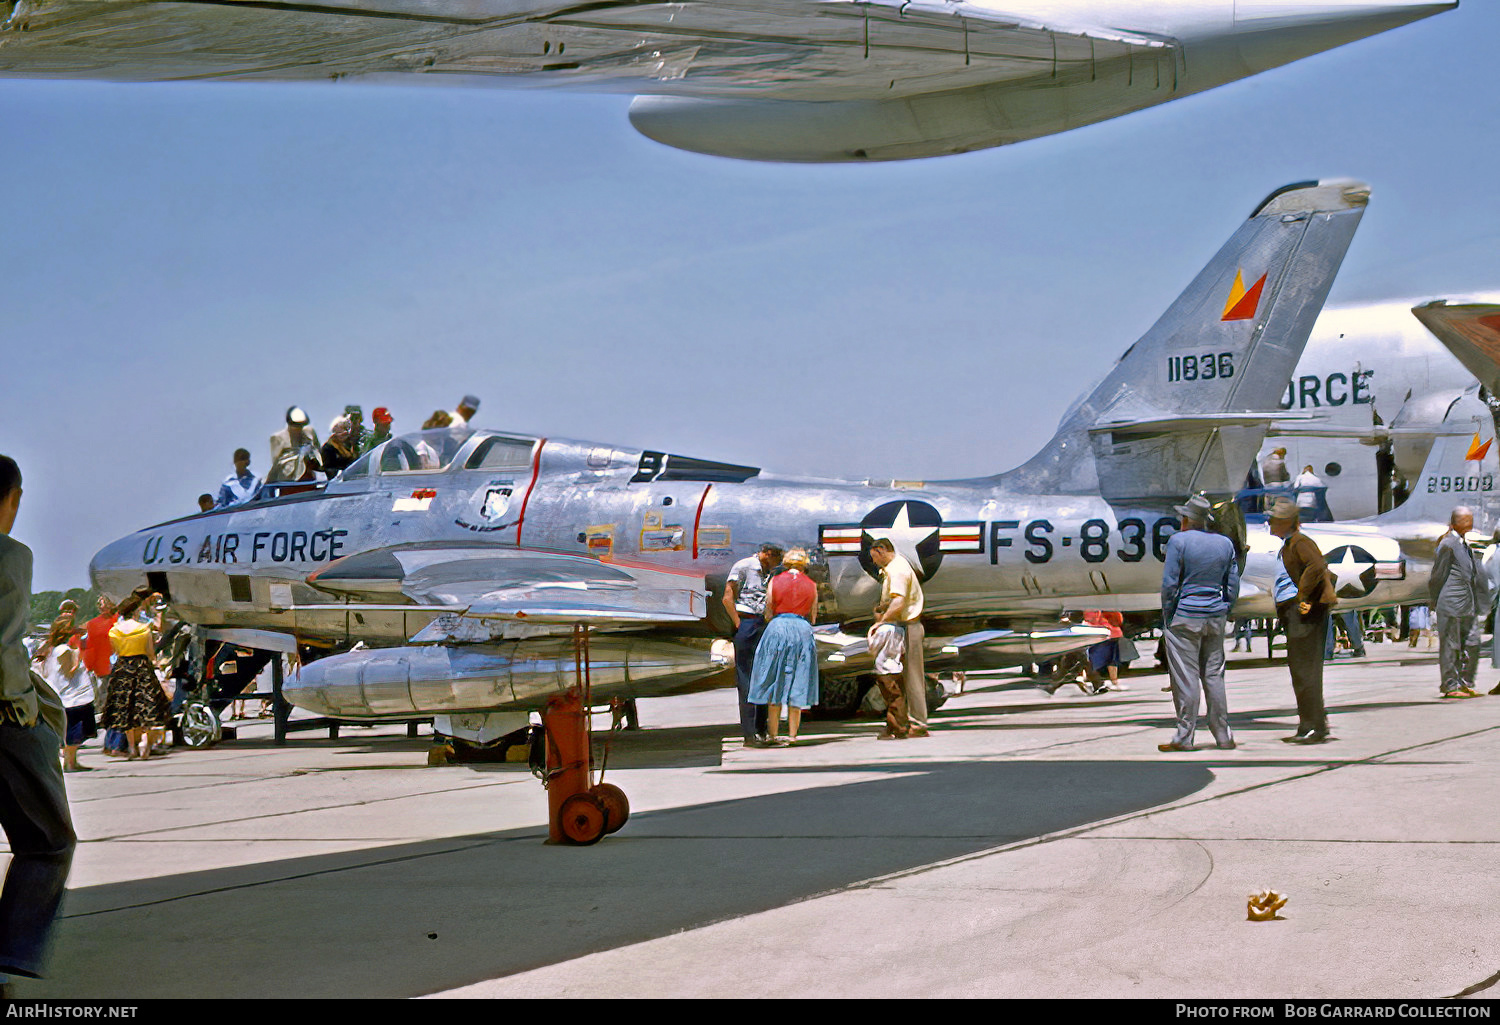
[869, 538, 929, 737]
[722, 543, 782, 748]
[1294, 464, 1325, 517]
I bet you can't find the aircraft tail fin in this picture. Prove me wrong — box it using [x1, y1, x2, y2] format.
[1001, 180, 1369, 503]
[1376, 393, 1500, 535]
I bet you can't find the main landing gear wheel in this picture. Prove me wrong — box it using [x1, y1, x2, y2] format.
[591, 783, 629, 834]
[558, 792, 610, 845]
[925, 674, 949, 713]
[180, 703, 220, 749]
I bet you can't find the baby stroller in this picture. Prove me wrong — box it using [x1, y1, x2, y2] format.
[161, 623, 222, 749]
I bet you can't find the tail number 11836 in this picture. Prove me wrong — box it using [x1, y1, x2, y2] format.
[1167, 352, 1235, 383]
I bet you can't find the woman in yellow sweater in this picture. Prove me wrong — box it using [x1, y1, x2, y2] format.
[104, 590, 172, 759]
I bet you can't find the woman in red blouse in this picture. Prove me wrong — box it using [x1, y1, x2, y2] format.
[746, 549, 820, 744]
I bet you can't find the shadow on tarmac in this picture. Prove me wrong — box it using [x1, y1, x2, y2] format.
[39, 759, 1212, 998]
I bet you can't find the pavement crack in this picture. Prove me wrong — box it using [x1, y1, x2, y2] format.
[1166, 839, 1214, 908]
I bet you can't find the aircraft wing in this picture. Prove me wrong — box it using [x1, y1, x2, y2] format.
[307, 544, 708, 625]
[821, 623, 1108, 668]
[0, 0, 1177, 101]
[1412, 302, 1500, 397]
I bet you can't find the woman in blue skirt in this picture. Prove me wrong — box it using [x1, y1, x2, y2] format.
[747, 549, 820, 745]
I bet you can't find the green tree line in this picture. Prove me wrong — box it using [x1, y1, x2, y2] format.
[30, 587, 102, 632]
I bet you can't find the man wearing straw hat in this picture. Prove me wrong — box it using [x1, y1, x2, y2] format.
[1269, 497, 1338, 743]
[1158, 494, 1239, 752]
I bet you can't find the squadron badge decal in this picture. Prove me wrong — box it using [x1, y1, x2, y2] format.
[480, 486, 513, 521]
[820, 500, 982, 580]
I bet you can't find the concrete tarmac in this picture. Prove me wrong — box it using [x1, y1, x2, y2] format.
[9, 639, 1500, 999]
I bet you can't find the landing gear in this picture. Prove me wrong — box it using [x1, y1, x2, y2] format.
[925, 673, 949, 713]
[536, 625, 630, 846]
[179, 701, 221, 749]
[810, 674, 865, 718]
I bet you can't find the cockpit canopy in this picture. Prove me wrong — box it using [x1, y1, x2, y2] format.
[377, 428, 472, 473]
[339, 429, 538, 482]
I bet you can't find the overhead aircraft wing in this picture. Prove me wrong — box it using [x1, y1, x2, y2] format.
[0, 0, 1178, 101]
[1412, 302, 1500, 397]
[307, 544, 707, 625]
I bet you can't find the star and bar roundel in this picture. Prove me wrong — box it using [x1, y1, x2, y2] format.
[1325, 545, 1380, 599]
[819, 500, 983, 580]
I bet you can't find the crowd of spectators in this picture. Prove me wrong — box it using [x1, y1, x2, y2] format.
[202, 395, 480, 512]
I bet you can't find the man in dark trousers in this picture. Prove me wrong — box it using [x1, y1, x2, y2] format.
[1269, 498, 1338, 743]
[0, 455, 76, 993]
[1158, 494, 1240, 752]
[723, 543, 782, 748]
[1430, 505, 1488, 699]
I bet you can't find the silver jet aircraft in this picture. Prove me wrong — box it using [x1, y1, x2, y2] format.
[1257, 294, 1500, 519]
[1234, 401, 1499, 618]
[91, 178, 1372, 730]
[0, 1, 1455, 161]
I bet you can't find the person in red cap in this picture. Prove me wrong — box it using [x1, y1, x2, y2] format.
[363, 407, 394, 453]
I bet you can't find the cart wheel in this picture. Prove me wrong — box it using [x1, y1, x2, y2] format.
[591, 783, 630, 833]
[180, 703, 221, 749]
[558, 792, 610, 845]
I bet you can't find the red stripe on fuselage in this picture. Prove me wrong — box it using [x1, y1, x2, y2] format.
[514, 439, 547, 546]
[692, 484, 713, 559]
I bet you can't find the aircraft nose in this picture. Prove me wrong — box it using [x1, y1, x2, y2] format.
[1234, 1, 1457, 72]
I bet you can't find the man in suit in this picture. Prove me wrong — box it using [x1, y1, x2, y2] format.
[1269, 498, 1338, 743]
[0, 456, 76, 993]
[1430, 505, 1488, 699]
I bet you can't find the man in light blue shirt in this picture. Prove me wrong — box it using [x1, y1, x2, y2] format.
[214, 449, 262, 510]
[1159, 494, 1240, 752]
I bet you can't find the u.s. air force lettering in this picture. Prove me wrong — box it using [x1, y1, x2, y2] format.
[141, 529, 349, 566]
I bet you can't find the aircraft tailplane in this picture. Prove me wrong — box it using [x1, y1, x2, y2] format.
[1001, 180, 1369, 503]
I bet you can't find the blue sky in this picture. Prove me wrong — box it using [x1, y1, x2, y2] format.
[0, 2, 1493, 590]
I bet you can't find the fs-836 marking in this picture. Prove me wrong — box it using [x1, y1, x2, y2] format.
[988, 517, 1178, 565]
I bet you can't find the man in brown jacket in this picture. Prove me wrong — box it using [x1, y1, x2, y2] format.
[1269, 498, 1338, 744]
